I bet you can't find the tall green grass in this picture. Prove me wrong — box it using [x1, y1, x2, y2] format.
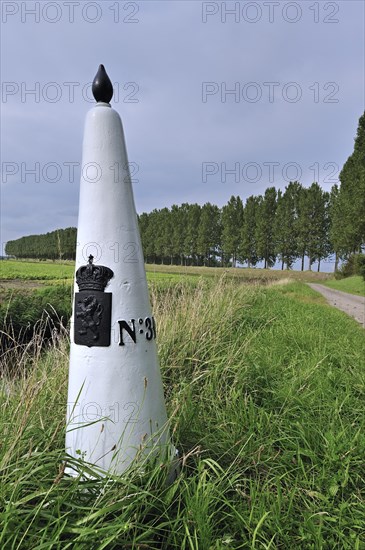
[0, 284, 73, 362]
[1, 278, 364, 548]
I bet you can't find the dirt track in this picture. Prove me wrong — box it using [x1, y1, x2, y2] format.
[308, 284, 365, 328]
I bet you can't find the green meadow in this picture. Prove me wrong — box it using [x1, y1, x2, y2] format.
[0, 259, 75, 281]
[0, 259, 332, 284]
[0, 261, 364, 548]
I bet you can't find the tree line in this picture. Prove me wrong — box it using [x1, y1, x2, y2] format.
[139, 183, 331, 270]
[5, 113, 364, 271]
[5, 227, 77, 261]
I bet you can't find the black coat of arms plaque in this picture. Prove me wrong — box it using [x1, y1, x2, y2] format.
[74, 255, 114, 347]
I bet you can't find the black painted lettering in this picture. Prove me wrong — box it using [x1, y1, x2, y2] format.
[118, 319, 136, 345]
[145, 317, 153, 341]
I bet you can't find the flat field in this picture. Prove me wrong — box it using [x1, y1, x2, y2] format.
[0, 259, 332, 285]
[0, 259, 74, 281]
[145, 263, 332, 283]
[1, 262, 364, 548]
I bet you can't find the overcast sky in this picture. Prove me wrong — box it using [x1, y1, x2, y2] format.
[1, 1, 364, 266]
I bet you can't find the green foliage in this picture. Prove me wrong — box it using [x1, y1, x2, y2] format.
[275, 182, 301, 269]
[296, 183, 330, 271]
[255, 187, 277, 268]
[330, 112, 365, 257]
[197, 203, 222, 266]
[183, 203, 201, 264]
[238, 195, 259, 267]
[1, 278, 365, 547]
[339, 253, 365, 279]
[356, 254, 365, 281]
[5, 227, 77, 260]
[138, 204, 204, 266]
[340, 256, 357, 278]
[221, 195, 243, 267]
[334, 270, 345, 280]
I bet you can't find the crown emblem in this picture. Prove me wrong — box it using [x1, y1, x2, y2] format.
[76, 255, 114, 292]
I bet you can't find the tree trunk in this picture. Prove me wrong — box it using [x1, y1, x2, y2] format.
[281, 259, 284, 270]
[334, 252, 339, 273]
[308, 256, 312, 271]
[317, 259, 321, 272]
[264, 258, 267, 269]
[301, 254, 305, 271]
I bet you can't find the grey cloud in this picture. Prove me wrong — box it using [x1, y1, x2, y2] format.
[1, 1, 364, 246]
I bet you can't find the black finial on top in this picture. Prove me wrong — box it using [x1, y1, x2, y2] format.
[92, 65, 113, 103]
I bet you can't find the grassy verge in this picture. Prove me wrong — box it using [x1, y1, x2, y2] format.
[323, 276, 365, 297]
[1, 277, 364, 548]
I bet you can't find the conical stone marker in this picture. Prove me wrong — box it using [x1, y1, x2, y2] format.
[65, 65, 175, 477]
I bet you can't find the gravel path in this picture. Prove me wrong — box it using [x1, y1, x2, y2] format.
[308, 284, 365, 328]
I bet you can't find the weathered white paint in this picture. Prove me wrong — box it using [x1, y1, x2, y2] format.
[65, 101, 171, 476]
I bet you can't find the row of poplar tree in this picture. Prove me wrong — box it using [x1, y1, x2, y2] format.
[138, 183, 347, 271]
[5, 227, 77, 261]
[5, 113, 364, 271]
